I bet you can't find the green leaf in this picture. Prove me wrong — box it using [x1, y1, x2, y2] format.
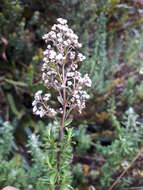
[46, 156, 52, 169]
[66, 128, 73, 142]
[5, 78, 28, 87]
[26, 64, 34, 86]
[64, 118, 73, 127]
[7, 94, 22, 119]
[49, 172, 57, 185]
[57, 96, 63, 104]
[60, 185, 74, 190]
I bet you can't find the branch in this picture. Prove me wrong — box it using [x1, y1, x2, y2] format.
[108, 147, 143, 190]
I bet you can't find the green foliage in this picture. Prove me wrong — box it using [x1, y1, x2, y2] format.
[74, 125, 92, 155]
[81, 13, 108, 94]
[122, 77, 135, 106]
[123, 32, 143, 68]
[72, 163, 83, 185]
[0, 119, 28, 189]
[1, 0, 143, 189]
[0, 120, 13, 159]
[108, 96, 121, 131]
[28, 121, 74, 190]
[96, 107, 143, 189]
[0, 119, 75, 190]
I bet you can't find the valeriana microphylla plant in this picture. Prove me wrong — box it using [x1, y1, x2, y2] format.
[32, 18, 91, 189]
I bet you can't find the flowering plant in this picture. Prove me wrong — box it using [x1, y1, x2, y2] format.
[32, 18, 91, 189]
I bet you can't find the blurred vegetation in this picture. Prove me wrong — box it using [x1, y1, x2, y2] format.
[1, 0, 143, 189]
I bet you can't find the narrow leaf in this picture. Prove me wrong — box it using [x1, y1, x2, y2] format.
[49, 172, 57, 185]
[64, 118, 73, 127]
[57, 96, 63, 104]
[7, 94, 22, 118]
[5, 78, 28, 87]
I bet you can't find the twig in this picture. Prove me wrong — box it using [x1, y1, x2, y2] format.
[108, 147, 143, 190]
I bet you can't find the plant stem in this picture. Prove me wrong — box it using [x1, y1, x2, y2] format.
[57, 63, 67, 189]
[57, 103, 66, 180]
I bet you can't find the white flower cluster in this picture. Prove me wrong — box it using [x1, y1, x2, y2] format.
[43, 18, 82, 49]
[67, 71, 91, 113]
[32, 90, 56, 118]
[41, 18, 86, 89]
[32, 18, 91, 117]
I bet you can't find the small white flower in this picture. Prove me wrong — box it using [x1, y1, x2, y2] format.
[58, 38, 63, 43]
[64, 41, 69, 46]
[78, 53, 86, 61]
[35, 90, 42, 101]
[49, 50, 56, 59]
[78, 43, 82, 48]
[70, 51, 76, 59]
[49, 108, 57, 116]
[75, 94, 80, 99]
[43, 50, 49, 55]
[43, 93, 51, 101]
[35, 90, 42, 96]
[32, 100, 36, 106]
[67, 72, 75, 77]
[57, 33, 62, 38]
[57, 18, 67, 25]
[54, 79, 58, 84]
[52, 25, 56, 30]
[42, 73, 46, 80]
[83, 74, 92, 87]
[56, 53, 63, 60]
[45, 79, 49, 84]
[47, 45, 52, 49]
[139, 67, 143, 75]
[59, 108, 63, 114]
[39, 107, 45, 118]
[33, 106, 37, 113]
[67, 81, 72, 86]
[49, 31, 56, 39]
